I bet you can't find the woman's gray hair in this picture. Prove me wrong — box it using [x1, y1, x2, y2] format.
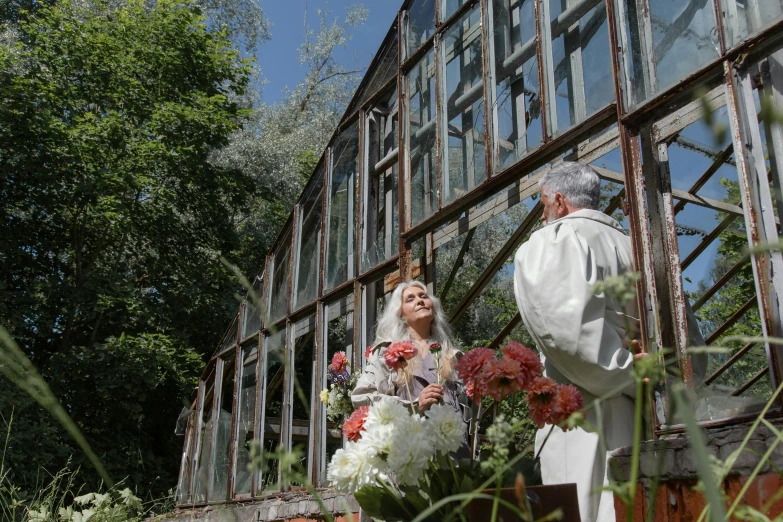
[539, 161, 600, 210]
[375, 281, 457, 350]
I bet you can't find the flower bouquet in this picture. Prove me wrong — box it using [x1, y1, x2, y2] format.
[326, 341, 584, 521]
[320, 351, 359, 428]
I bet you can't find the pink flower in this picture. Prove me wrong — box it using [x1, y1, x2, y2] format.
[502, 342, 542, 390]
[342, 406, 369, 442]
[526, 377, 559, 428]
[481, 358, 522, 402]
[429, 343, 442, 354]
[384, 341, 417, 371]
[465, 380, 476, 399]
[331, 351, 349, 373]
[552, 384, 584, 427]
[455, 347, 495, 385]
[364, 345, 373, 359]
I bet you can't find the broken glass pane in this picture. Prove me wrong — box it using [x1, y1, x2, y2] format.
[407, 0, 436, 58]
[409, 48, 438, 226]
[269, 232, 291, 323]
[234, 343, 258, 496]
[326, 123, 358, 291]
[208, 357, 235, 502]
[294, 170, 324, 309]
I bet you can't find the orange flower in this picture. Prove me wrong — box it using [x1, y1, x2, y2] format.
[481, 358, 522, 402]
[501, 342, 542, 390]
[331, 351, 349, 373]
[526, 376, 559, 428]
[455, 347, 495, 385]
[552, 384, 584, 427]
[384, 341, 417, 371]
[342, 406, 369, 442]
[364, 345, 373, 359]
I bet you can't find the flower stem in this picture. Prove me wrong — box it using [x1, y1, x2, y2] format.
[533, 425, 555, 461]
[401, 361, 417, 415]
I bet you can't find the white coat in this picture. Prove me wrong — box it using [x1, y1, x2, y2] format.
[513, 209, 640, 522]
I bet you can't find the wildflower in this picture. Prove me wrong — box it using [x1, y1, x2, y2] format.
[319, 388, 329, 405]
[342, 406, 369, 442]
[331, 351, 349, 373]
[425, 403, 465, 454]
[384, 341, 417, 371]
[327, 441, 383, 493]
[455, 347, 495, 389]
[527, 376, 559, 428]
[502, 341, 542, 389]
[481, 358, 522, 401]
[551, 384, 584, 428]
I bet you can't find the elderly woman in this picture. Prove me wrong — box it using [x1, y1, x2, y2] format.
[352, 281, 469, 427]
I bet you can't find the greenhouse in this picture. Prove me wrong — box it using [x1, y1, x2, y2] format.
[173, 0, 783, 516]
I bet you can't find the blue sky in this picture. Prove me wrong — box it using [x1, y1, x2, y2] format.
[258, 1, 400, 104]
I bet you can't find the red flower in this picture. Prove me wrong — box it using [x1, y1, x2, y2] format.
[342, 406, 369, 442]
[331, 351, 349, 373]
[552, 384, 584, 427]
[526, 377, 559, 428]
[384, 341, 417, 371]
[429, 343, 442, 354]
[455, 347, 495, 385]
[481, 358, 522, 402]
[364, 345, 373, 359]
[465, 380, 476, 399]
[502, 342, 542, 390]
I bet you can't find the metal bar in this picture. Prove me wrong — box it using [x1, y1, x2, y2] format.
[692, 257, 748, 312]
[398, 9, 412, 283]
[435, 32, 445, 212]
[186, 380, 205, 503]
[487, 312, 523, 350]
[375, 146, 400, 173]
[603, 187, 626, 217]
[681, 213, 738, 270]
[672, 135, 736, 166]
[672, 142, 734, 214]
[425, 232, 436, 294]
[710, 0, 727, 55]
[480, 0, 494, 179]
[438, 0, 480, 31]
[651, 85, 726, 142]
[563, 0, 588, 124]
[535, 0, 551, 141]
[449, 201, 542, 323]
[439, 228, 476, 301]
[538, 0, 558, 137]
[227, 316, 242, 499]
[761, 53, 783, 226]
[732, 365, 769, 396]
[704, 294, 758, 345]
[313, 301, 325, 485]
[704, 339, 758, 385]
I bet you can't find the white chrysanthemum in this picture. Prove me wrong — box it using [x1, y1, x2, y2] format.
[425, 403, 466, 455]
[386, 415, 434, 486]
[327, 441, 383, 493]
[364, 399, 409, 429]
[358, 421, 395, 456]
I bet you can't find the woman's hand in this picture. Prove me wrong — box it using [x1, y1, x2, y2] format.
[417, 383, 443, 412]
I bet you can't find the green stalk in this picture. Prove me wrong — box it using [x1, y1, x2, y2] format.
[626, 377, 644, 522]
[490, 476, 502, 522]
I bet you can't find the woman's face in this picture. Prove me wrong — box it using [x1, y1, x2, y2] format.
[400, 285, 434, 326]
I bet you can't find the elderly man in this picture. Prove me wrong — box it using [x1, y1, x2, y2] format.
[513, 161, 640, 522]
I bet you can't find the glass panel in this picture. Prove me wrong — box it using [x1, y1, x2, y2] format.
[491, 0, 543, 171]
[291, 318, 316, 480]
[192, 382, 214, 503]
[269, 233, 292, 323]
[221, 317, 238, 352]
[720, 0, 783, 48]
[443, 6, 487, 205]
[294, 170, 324, 309]
[321, 298, 354, 476]
[409, 48, 438, 226]
[234, 343, 258, 496]
[175, 410, 195, 504]
[362, 87, 400, 272]
[662, 108, 769, 421]
[545, 0, 614, 135]
[362, 278, 389, 363]
[242, 277, 263, 340]
[349, 29, 399, 115]
[442, 0, 470, 22]
[208, 357, 235, 502]
[622, 0, 720, 106]
[261, 329, 285, 492]
[407, 0, 436, 57]
[326, 123, 359, 291]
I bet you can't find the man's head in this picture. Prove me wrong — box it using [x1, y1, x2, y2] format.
[538, 161, 600, 223]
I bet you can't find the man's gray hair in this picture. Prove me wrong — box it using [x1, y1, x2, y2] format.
[538, 161, 601, 210]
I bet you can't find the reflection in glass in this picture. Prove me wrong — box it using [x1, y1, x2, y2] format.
[622, 0, 720, 106]
[409, 49, 438, 226]
[269, 234, 291, 323]
[192, 383, 214, 503]
[234, 344, 258, 496]
[407, 0, 436, 57]
[443, 6, 487, 204]
[208, 358, 235, 502]
[720, 0, 783, 48]
[491, 0, 542, 171]
[441, 0, 470, 22]
[261, 330, 286, 492]
[326, 123, 358, 291]
[363, 88, 400, 272]
[242, 277, 263, 340]
[663, 109, 769, 420]
[291, 318, 316, 480]
[294, 171, 323, 309]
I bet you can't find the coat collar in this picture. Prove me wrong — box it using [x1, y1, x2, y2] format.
[546, 208, 627, 234]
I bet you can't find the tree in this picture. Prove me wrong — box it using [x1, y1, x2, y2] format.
[0, 0, 252, 496]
